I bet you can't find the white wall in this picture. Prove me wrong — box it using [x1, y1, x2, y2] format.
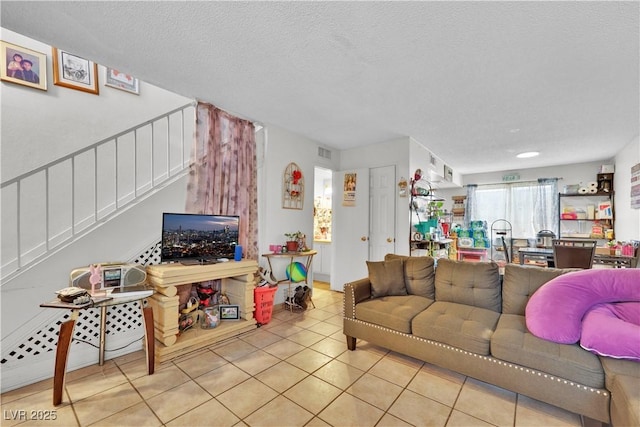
[0, 28, 193, 182]
[613, 136, 640, 240]
[257, 124, 339, 304]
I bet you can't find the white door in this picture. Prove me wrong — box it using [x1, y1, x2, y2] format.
[330, 168, 369, 291]
[369, 165, 396, 260]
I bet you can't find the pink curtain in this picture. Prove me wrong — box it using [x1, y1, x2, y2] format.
[186, 102, 258, 260]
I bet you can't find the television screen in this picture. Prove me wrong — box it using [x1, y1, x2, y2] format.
[161, 213, 239, 264]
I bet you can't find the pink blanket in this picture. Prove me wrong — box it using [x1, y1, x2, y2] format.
[526, 269, 640, 361]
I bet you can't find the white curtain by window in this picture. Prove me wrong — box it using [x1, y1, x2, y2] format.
[467, 179, 558, 238]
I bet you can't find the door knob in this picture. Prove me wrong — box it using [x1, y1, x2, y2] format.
[361, 236, 368, 241]
[387, 238, 393, 243]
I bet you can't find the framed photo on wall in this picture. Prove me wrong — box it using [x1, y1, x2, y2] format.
[0, 41, 47, 91]
[52, 47, 99, 95]
[105, 67, 139, 94]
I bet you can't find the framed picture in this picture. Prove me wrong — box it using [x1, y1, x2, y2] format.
[444, 165, 453, 182]
[0, 41, 47, 91]
[105, 67, 139, 94]
[219, 304, 240, 321]
[52, 48, 99, 94]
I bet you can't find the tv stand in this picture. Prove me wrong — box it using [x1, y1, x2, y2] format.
[146, 260, 258, 362]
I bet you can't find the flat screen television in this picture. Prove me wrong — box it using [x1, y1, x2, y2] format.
[161, 213, 239, 264]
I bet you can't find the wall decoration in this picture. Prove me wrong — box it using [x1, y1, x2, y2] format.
[52, 47, 99, 94]
[0, 41, 47, 91]
[105, 67, 139, 94]
[444, 165, 453, 182]
[632, 163, 640, 209]
[398, 177, 408, 197]
[343, 172, 357, 206]
[283, 162, 304, 209]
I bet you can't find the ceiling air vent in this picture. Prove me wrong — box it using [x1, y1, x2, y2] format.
[318, 147, 332, 160]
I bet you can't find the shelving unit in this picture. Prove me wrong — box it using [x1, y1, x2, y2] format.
[558, 192, 614, 240]
[409, 178, 449, 257]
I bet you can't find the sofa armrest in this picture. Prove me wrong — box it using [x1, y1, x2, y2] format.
[344, 278, 372, 319]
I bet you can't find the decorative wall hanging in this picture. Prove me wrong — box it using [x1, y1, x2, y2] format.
[283, 162, 304, 209]
[343, 172, 357, 206]
[105, 67, 139, 94]
[0, 41, 47, 91]
[52, 47, 99, 95]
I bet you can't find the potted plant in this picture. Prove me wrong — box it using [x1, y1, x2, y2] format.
[284, 231, 302, 252]
[607, 240, 619, 256]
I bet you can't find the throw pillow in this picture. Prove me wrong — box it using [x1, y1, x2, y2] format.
[367, 259, 407, 298]
[385, 253, 435, 298]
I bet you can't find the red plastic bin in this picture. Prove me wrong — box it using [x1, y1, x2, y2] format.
[254, 286, 277, 325]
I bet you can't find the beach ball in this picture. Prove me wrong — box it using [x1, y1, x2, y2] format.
[286, 262, 307, 283]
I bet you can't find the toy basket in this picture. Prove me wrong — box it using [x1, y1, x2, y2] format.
[254, 286, 277, 325]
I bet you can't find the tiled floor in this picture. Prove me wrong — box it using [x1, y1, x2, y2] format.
[1, 285, 587, 427]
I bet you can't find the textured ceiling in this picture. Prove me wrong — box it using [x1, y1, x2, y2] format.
[2, 1, 638, 176]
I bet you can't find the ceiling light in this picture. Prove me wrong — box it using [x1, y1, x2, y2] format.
[516, 151, 539, 158]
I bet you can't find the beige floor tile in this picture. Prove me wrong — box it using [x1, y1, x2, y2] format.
[65, 364, 129, 403]
[131, 364, 191, 400]
[407, 365, 464, 407]
[283, 375, 342, 415]
[174, 348, 228, 378]
[64, 360, 118, 383]
[16, 405, 78, 427]
[455, 378, 516, 427]
[111, 349, 146, 366]
[145, 380, 211, 423]
[0, 393, 75, 427]
[336, 346, 384, 371]
[254, 361, 308, 393]
[216, 378, 278, 419]
[165, 397, 240, 427]
[325, 315, 345, 327]
[239, 329, 283, 349]
[387, 389, 451, 427]
[346, 373, 404, 411]
[318, 392, 384, 427]
[212, 339, 259, 362]
[91, 401, 161, 427]
[304, 417, 332, 426]
[376, 412, 414, 427]
[304, 308, 336, 321]
[313, 359, 364, 390]
[117, 355, 153, 381]
[515, 395, 582, 426]
[262, 338, 305, 359]
[194, 363, 250, 397]
[285, 348, 333, 373]
[232, 349, 281, 376]
[308, 337, 348, 358]
[72, 382, 143, 426]
[446, 409, 494, 426]
[285, 329, 326, 347]
[368, 355, 421, 388]
[306, 321, 342, 337]
[265, 323, 304, 338]
[243, 395, 313, 427]
[289, 316, 322, 330]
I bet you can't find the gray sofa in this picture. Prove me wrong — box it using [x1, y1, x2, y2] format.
[343, 254, 639, 426]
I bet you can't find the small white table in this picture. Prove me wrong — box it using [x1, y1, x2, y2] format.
[262, 250, 317, 311]
[41, 291, 154, 406]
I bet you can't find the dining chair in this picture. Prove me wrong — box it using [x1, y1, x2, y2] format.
[552, 239, 597, 269]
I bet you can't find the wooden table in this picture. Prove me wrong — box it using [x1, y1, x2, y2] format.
[518, 247, 638, 268]
[41, 291, 154, 406]
[262, 250, 317, 311]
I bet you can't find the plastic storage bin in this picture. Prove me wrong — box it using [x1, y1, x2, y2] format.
[254, 286, 277, 325]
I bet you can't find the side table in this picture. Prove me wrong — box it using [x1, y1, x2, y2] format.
[262, 250, 317, 311]
[40, 292, 154, 406]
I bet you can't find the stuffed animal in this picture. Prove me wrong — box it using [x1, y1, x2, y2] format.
[89, 264, 102, 293]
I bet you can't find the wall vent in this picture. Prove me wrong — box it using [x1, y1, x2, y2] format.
[318, 147, 332, 160]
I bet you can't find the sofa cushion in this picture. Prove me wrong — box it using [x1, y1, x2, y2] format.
[412, 301, 500, 355]
[502, 264, 567, 315]
[367, 258, 407, 298]
[355, 295, 434, 334]
[491, 314, 604, 388]
[434, 258, 501, 312]
[384, 254, 435, 299]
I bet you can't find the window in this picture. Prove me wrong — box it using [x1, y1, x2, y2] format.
[467, 179, 558, 238]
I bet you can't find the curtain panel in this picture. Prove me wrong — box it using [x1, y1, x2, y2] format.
[186, 102, 258, 260]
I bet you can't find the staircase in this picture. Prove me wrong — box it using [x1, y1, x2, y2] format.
[0, 103, 196, 284]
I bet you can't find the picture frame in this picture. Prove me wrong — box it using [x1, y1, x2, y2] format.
[219, 304, 240, 321]
[105, 67, 139, 94]
[52, 47, 99, 94]
[0, 41, 47, 91]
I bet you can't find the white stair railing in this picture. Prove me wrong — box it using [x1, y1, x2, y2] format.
[1, 103, 195, 283]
